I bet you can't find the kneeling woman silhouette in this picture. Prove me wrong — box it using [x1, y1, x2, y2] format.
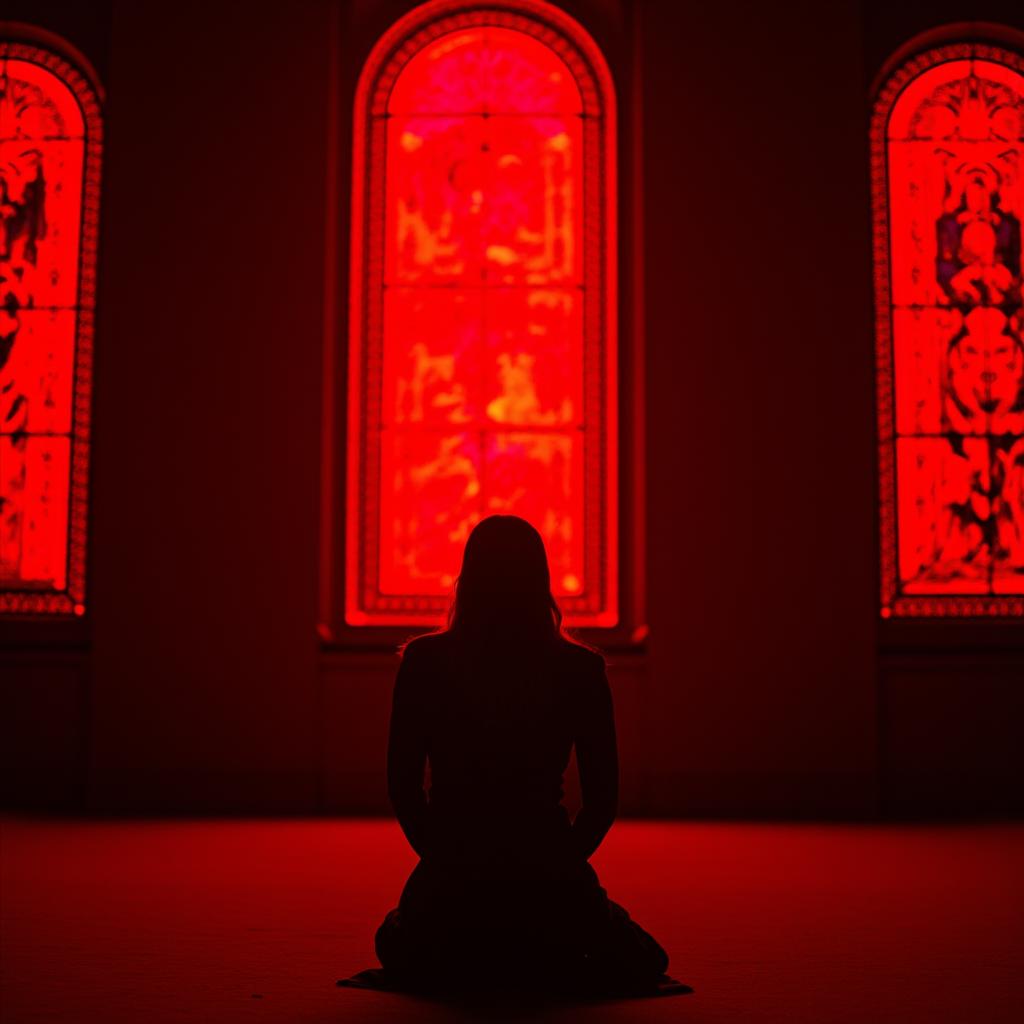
[371, 514, 681, 995]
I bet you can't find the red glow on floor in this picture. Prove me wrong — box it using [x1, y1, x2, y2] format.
[344, 2, 617, 629]
[3, 819, 1022, 1022]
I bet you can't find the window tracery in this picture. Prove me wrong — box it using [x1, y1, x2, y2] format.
[345, 1, 617, 627]
[0, 40, 101, 616]
[874, 43, 1024, 617]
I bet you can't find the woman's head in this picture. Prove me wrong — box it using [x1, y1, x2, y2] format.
[448, 515, 561, 640]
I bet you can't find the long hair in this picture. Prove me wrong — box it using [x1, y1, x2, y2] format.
[449, 514, 560, 640]
[399, 515, 596, 655]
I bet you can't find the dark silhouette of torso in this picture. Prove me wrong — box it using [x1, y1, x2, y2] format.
[375, 628, 671, 990]
[388, 631, 617, 870]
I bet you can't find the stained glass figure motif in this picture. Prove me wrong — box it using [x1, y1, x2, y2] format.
[346, 3, 617, 627]
[874, 47, 1024, 617]
[0, 44, 101, 615]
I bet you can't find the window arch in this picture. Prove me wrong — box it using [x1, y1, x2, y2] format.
[0, 34, 102, 616]
[872, 38, 1024, 618]
[344, 0, 617, 627]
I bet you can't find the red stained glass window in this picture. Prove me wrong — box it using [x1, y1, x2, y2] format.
[874, 43, 1024, 618]
[345, 1, 616, 627]
[0, 41, 101, 616]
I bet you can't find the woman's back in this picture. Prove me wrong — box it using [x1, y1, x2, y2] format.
[370, 515, 672, 991]
[387, 630, 617, 867]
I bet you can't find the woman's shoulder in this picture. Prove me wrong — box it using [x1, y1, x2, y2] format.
[400, 631, 450, 662]
[553, 637, 607, 674]
[401, 631, 605, 673]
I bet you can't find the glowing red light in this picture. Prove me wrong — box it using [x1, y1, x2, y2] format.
[873, 46, 1024, 618]
[345, 2, 617, 627]
[0, 43, 101, 617]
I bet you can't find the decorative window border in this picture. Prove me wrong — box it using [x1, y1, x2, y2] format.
[0, 36, 103, 617]
[340, 0, 618, 629]
[871, 41, 1024, 620]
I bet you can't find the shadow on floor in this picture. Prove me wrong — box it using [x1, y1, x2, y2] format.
[338, 967, 693, 1015]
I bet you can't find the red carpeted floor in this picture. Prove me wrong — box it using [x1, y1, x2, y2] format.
[2, 819, 1022, 1023]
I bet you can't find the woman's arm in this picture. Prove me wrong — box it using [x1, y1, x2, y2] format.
[386, 642, 431, 859]
[569, 655, 619, 861]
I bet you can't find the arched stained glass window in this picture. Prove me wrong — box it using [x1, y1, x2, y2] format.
[0, 38, 101, 616]
[345, 0, 617, 627]
[873, 41, 1024, 618]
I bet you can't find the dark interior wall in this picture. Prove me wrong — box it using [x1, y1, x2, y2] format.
[640, 0, 879, 815]
[1, 0, 1022, 815]
[87, 0, 332, 810]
